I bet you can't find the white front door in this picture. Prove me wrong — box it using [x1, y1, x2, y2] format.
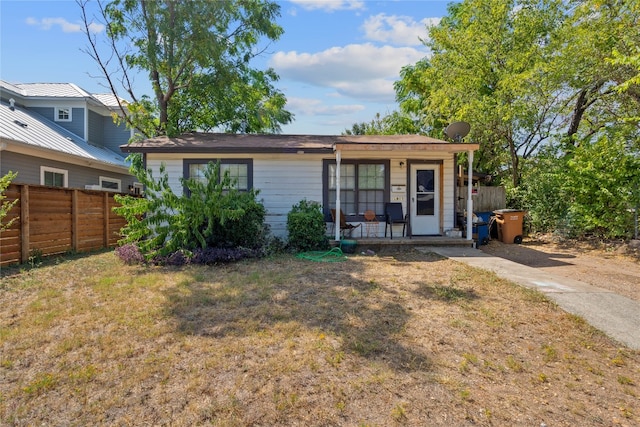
[410, 164, 440, 235]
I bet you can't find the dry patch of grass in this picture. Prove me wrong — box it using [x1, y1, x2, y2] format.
[1, 248, 639, 426]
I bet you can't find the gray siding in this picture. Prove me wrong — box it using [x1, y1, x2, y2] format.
[87, 110, 130, 152]
[30, 107, 85, 139]
[102, 116, 131, 153]
[88, 110, 104, 145]
[1, 151, 135, 191]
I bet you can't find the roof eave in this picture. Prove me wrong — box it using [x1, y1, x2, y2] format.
[335, 142, 480, 153]
[120, 145, 334, 154]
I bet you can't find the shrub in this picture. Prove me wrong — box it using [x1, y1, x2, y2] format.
[1, 171, 19, 232]
[114, 243, 145, 265]
[114, 161, 268, 260]
[287, 199, 329, 252]
[190, 247, 255, 265]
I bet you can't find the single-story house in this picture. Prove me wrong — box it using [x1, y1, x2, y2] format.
[121, 133, 480, 241]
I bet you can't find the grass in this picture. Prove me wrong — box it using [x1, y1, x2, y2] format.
[0, 248, 639, 426]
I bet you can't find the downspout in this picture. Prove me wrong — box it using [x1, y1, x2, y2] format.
[334, 149, 341, 242]
[466, 150, 474, 242]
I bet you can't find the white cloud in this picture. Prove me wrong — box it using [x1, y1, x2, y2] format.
[288, 0, 365, 12]
[286, 97, 365, 116]
[269, 43, 425, 102]
[26, 17, 104, 34]
[361, 14, 439, 46]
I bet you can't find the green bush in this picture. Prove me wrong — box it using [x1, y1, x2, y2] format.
[287, 199, 329, 252]
[518, 134, 640, 239]
[114, 160, 268, 259]
[1, 171, 19, 232]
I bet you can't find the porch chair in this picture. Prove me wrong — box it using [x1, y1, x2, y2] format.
[330, 209, 361, 238]
[384, 202, 410, 239]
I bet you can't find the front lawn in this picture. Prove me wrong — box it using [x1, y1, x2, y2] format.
[1, 249, 638, 425]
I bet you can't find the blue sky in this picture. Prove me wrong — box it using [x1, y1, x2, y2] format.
[0, 0, 455, 134]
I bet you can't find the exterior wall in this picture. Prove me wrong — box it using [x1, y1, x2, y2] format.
[87, 110, 130, 152]
[102, 115, 131, 153]
[88, 110, 104, 145]
[30, 107, 85, 139]
[254, 155, 324, 237]
[0, 151, 135, 190]
[144, 150, 460, 240]
[145, 154, 324, 238]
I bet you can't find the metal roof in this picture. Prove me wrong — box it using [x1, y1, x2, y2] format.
[10, 82, 92, 98]
[92, 93, 128, 108]
[0, 100, 129, 169]
[0, 80, 128, 111]
[121, 132, 479, 154]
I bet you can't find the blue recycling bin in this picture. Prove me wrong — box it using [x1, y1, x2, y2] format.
[473, 212, 492, 246]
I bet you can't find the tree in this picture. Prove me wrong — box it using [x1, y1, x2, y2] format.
[343, 112, 421, 135]
[553, 0, 640, 143]
[395, 0, 567, 187]
[80, 0, 292, 137]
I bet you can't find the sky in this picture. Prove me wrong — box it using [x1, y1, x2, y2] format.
[0, 0, 455, 135]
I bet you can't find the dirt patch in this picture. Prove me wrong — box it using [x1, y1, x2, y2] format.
[480, 236, 640, 302]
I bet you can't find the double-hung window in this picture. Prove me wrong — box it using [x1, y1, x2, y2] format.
[183, 159, 252, 192]
[323, 160, 389, 219]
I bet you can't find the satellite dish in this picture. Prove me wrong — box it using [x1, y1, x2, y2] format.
[444, 121, 471, 142]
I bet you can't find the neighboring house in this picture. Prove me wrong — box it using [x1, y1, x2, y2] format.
[0, 81, 137, 193]
[121, 133, 480, 240]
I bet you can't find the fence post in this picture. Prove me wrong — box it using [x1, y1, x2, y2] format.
[20, 185, 29, 263]
[103, 192, 110, 247]
[72, 189, 79, 251]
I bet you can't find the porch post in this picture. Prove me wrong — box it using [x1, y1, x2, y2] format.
[466, 150, 474, 242]
[335, 149, 341, 242]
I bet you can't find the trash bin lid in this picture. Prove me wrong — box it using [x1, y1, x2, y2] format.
[493, 209, 526, 213]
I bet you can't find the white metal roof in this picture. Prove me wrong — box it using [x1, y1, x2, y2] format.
[10, 82, 92, 98]
[0, 80, 128, 111]
[91, 93, 128, 109]
[0, 100, 128, 168]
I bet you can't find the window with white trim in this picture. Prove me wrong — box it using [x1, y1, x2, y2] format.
[55, 107, 71, 122]
[99, 176, 121, 192]
[41, 166, 68, 188]
[323, 160, 389, 220]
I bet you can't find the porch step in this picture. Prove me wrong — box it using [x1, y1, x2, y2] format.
[332, 236, 476, 249]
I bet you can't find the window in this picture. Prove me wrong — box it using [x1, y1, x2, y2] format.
[41, 166, 68, 188]
[183, 159, 252, 192]
[323, 160, 389, 219]
[99, 176, 122, 192]
[55, 107, 71, 122]
[129, 182, 144, 195]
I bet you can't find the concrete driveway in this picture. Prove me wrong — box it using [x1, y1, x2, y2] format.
[425, 246, 640, 350]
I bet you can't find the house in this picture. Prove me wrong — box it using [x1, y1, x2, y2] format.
[0, 80, 137, 193]
[121, 132, 480, 241]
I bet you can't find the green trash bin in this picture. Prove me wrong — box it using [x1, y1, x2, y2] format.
[493, 209, 526, 244]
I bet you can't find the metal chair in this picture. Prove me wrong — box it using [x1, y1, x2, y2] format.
[384, 202, 410, 239]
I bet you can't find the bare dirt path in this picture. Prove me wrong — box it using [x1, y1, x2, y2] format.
[480, 237, 640, 302]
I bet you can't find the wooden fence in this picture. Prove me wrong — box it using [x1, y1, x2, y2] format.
[457, 186, 506, 213]
[0, 184, 129, 267]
